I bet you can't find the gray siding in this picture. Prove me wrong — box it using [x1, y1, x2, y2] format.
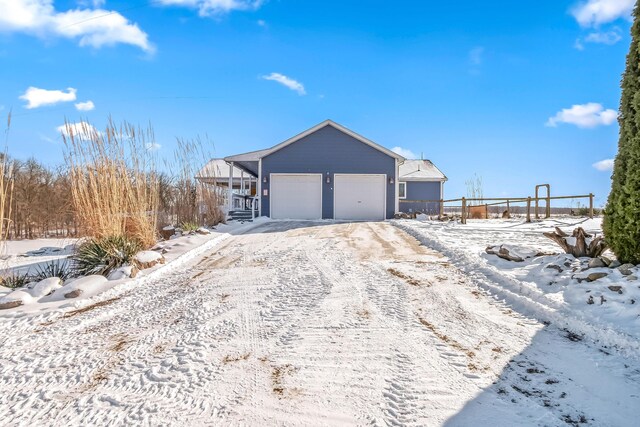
[261, 125, 396, 219]
[400, 181, 442, 214]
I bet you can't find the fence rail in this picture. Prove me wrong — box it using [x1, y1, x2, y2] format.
[399, 193, 595, 224]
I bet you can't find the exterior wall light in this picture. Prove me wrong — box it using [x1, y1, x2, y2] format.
[263, 176, 268, 183]
[326, 173, 331, 184]
[389, 177, 394, 184]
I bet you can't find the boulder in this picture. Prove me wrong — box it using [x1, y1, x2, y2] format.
[618, 263, 635, 276]
[627, 275, 637, 281]
[588, 258, 606, 269]
[609, 260, 622, 269]
[29, 277, 62, 298]
[64, 289, 83, 299]
[0, 290, 34, 309]
[160, 226, 175, 240]
[196, 227, 211, 235]
[600, 256, 613, 266]
[108, 265, 139, 280]
[134, 251, 166, 270]
[586, 272, 608, 282]
[608, 285, 623, 293]
[0, 299, 23, 309]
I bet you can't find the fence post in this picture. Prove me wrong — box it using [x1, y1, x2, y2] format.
[439, 199, 444, 219]
[546, 193, 551, 218]
[506, 199, 510, 218]
[461, 197, 467, 224]
[526, 197, 532, 223]
[589, 193, 594, 219]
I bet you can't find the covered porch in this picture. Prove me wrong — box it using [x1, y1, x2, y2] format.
[196, 158, 261, 219]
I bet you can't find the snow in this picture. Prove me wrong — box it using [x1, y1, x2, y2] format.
[0, 220, 638, 425]
[393, 217, 640, 357]
[29, 277, 62, 298]
[134, 250, 163, 264]
[0, 218, 267, 316]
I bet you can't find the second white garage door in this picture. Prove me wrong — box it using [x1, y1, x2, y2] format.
[334, 174, 386, 221]
[270, 174, 323, 219]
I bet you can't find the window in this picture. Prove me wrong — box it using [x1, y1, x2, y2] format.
[399, 182, 406, 199]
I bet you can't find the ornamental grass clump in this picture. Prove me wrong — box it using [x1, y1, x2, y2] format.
[73, 235, 142, 277]
[62, 119, 159, 248]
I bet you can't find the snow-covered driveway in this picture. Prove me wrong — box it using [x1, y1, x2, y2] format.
[1, 221, 639, 426]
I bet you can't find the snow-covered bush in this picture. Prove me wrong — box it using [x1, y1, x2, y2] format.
[73, 235, 142, 277]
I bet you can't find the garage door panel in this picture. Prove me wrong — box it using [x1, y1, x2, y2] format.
[271, 174, 322, 219]
[334, 174, 385, 221]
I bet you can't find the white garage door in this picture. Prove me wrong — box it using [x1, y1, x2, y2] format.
[270, 174, 322, 219]
[334, 174, 386, 221]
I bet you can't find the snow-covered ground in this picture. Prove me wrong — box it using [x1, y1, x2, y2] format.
[0, 220, 263, 315]
[1, 220, 638, 426]
[394, 217, 640, 356]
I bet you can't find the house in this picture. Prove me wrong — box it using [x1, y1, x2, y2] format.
[204, 120, 446, 220]
[196, 159, 257, 211]
[399, 159, 447, 215]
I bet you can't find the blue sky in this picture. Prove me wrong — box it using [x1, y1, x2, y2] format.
[0, 0, 634, 206]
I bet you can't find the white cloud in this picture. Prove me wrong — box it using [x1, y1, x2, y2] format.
[546, 103, 617, 128]
[262, 72, 306, 95]
[257, 19, 266, 27]
[585, 28, 622, 44]
[593, 158, 614, 171]
[56, 121, 100, 137]
[469, 46, 484, 66]
[575, 28, 623, 49]
[158, 0, 263, 16]
[75, 100, 95, 111]
[19, 86, 77, 109]
[0, 0, 153, 52]
[146, 142, 161, 151]
[392, 146, 417, 159]
[571, 0, 634, 27]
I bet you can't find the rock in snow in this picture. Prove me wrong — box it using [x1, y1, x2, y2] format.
[0, 289, 34, 309]
[586, 272, 608, 282]
[618, 263, 635, 276]
[29, 277, 62, 298]
[588, 258, 606, 269]
[134, 251, 166, 269]
[63, 275, 108, 299]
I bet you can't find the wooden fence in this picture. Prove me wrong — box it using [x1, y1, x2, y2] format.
[399, 193, 595, 224]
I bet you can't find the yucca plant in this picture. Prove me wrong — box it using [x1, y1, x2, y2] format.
[1, 272, 30, 289]
[73, 235, 142, 277]
[32, 260, 75, 282]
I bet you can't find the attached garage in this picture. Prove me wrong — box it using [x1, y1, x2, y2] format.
[270, 174, 322, 219]
[334, 174, 386, 221]
[223, 120, 414, 220]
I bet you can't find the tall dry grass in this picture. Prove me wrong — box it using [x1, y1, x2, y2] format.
[62, 119, 159, 248]
[0, 112, 15, 248]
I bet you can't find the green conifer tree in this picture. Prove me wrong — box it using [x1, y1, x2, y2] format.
[603, 2, 640, 264]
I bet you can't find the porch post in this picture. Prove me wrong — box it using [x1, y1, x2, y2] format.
[228, 162, 234, 212]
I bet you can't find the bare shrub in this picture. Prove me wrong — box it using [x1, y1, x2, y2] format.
[161, 136, 224, 228]
[62, 119, 159, 248]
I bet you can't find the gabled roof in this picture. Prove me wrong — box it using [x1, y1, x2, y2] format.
[224, 119, 405, 162]
[399, 159, 447, 181]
